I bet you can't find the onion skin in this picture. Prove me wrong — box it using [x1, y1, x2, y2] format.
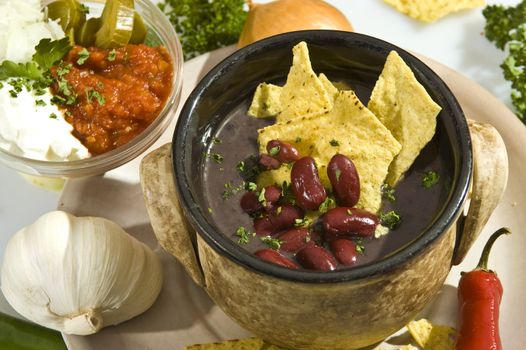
[238, 0, 354, 48]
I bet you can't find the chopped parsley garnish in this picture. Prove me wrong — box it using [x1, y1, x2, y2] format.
[380, 211, 401, 230]
[0, 82, 3, 89]
[381, 183, 396, 202]
[76, 48, 90, 65]
[355, 239, 365, 254]
[246, 181, 257, 192]
[222, 181, 245, 199]
[261, 236, 282, 250]
[236, 227, 252, 245]
[56, 63, 72, 78]
[8, 90, 17, 98]
[236, 161, 245, 172]
[57, 79, 77, 105]
[211, 153, 223, 164]
[329, 139, 340, 146]
[421, 171, 440, 188]
[212, 137, 222, 144]
[86, 89, 105, 106]
[294, 217, 312, 228]
[318, 197, 335, 214]
[108, 49, 117, 62]
[35, 99, 46, 107]
[281, 181, 296, 205]
[269, 145, 280, 156]
[258, 188, 267, 206]
[49, 113, 58, 119]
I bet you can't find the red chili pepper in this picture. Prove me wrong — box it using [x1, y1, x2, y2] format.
[455, 227, 511, 350]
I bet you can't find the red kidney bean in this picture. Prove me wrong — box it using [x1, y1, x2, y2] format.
[255, 249, 299, 269]
[259, 154, 280, 170]
[254, 204, 303, 236]
[254, 216, 273, 236]
[327, 154, 360, 207]
[266, 140, 301, 163]
[240, 191, 262, 214]
[278, 228, 311, 253]
[296, 245, 337, 271]
[330, 239, 358, 266]
[263, 185, 281, 209]
[323, 207, 379, 237]
[291, 157, 327, 211]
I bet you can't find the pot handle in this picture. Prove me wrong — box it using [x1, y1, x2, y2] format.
[140, 143, 206, 287]
[452, 119, 508, 265]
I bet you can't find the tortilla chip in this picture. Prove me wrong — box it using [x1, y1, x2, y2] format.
[368, 51, 441, 186]
[258, 90, 401, 213]
[185, 338, 285, 350]
[384, 0, 485, 23]
[277, 42, 332, 123]
[318, 73, 339, 103]
[407, 319, 456, 350]
[248, 83, 282, 118]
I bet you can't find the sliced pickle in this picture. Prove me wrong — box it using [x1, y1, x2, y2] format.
[76, 17, 102, 47]
[46, 0, 86, 32]
[95, 0, 135, 49]
[129, 12, 147, 44]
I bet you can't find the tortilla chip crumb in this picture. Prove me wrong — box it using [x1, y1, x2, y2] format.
[407, 319, 457, 350]
[384, 0, 485, 23]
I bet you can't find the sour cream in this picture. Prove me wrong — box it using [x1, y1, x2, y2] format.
[0, 83, 89, 161]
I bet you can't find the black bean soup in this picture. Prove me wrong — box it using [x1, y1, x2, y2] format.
[202, 80, 453, 272]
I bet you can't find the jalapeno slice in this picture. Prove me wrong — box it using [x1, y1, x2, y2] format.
[95, 0, 135, 49]
[75, 17, 102, 47]
[46, 0, 86, 32]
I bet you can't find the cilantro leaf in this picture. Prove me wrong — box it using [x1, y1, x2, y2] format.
[0, 61, 43, 81]
[380, 211, 402, 230]
[421, 171, 440, 188]
[32, 38, 71, 72]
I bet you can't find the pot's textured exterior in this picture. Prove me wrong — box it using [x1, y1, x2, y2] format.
[198, 225, 456, 350]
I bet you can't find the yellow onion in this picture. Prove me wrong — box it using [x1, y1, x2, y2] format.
[238, 0, 354, 48]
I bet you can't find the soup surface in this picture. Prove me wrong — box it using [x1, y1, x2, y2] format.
[202, 79, 453, 269]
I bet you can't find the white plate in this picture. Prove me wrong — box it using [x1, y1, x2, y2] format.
[59, 47, 526, 349]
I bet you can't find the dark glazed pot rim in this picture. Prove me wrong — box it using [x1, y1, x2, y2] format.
[173, 30, 472, 284]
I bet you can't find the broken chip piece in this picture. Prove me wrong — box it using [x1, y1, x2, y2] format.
[407, 318, 457, 350]
[383, 0, 485, 23]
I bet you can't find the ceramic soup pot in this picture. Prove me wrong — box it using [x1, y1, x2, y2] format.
[140, 31, 508, 349]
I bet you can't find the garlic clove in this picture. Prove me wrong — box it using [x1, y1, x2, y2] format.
[1, 211, 163, 335]
[238, 0, 354, 48]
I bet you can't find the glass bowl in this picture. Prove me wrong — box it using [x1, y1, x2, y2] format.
[0, 0, 183, 177]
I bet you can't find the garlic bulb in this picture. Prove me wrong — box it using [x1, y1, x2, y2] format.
[1, 211, 163, 335]
[238, 0, 354, 48]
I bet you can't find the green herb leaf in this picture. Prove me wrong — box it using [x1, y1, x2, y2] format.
[294, 217, 312, 228]
[211, 153, 223, 164]
[236, 227, 251, 245]
[35, 99, 46, 107]
[212, 137, 222, 144]
[258, 188, 267, 206]
[76, 48, 90, 65]
[246, 181, 257, 192]
[86, 89, 105, 106]
[329, 139, 339, 146]
[108, 49, 117, 62]
[381, 183, 396, 202]
[421, 171, 439, 188]
[261, 236, 282, 250]
[380, 211, 401, 230]
[49, 113, 58, 119]
[355, 239, 365, 254]
[318, 197, 335, 214]
[32, 38, 71, 72]
[269, 146, 280, 156]
[236, 161, 245, 172]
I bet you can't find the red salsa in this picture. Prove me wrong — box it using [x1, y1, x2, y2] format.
[51, 44, 173, 155]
